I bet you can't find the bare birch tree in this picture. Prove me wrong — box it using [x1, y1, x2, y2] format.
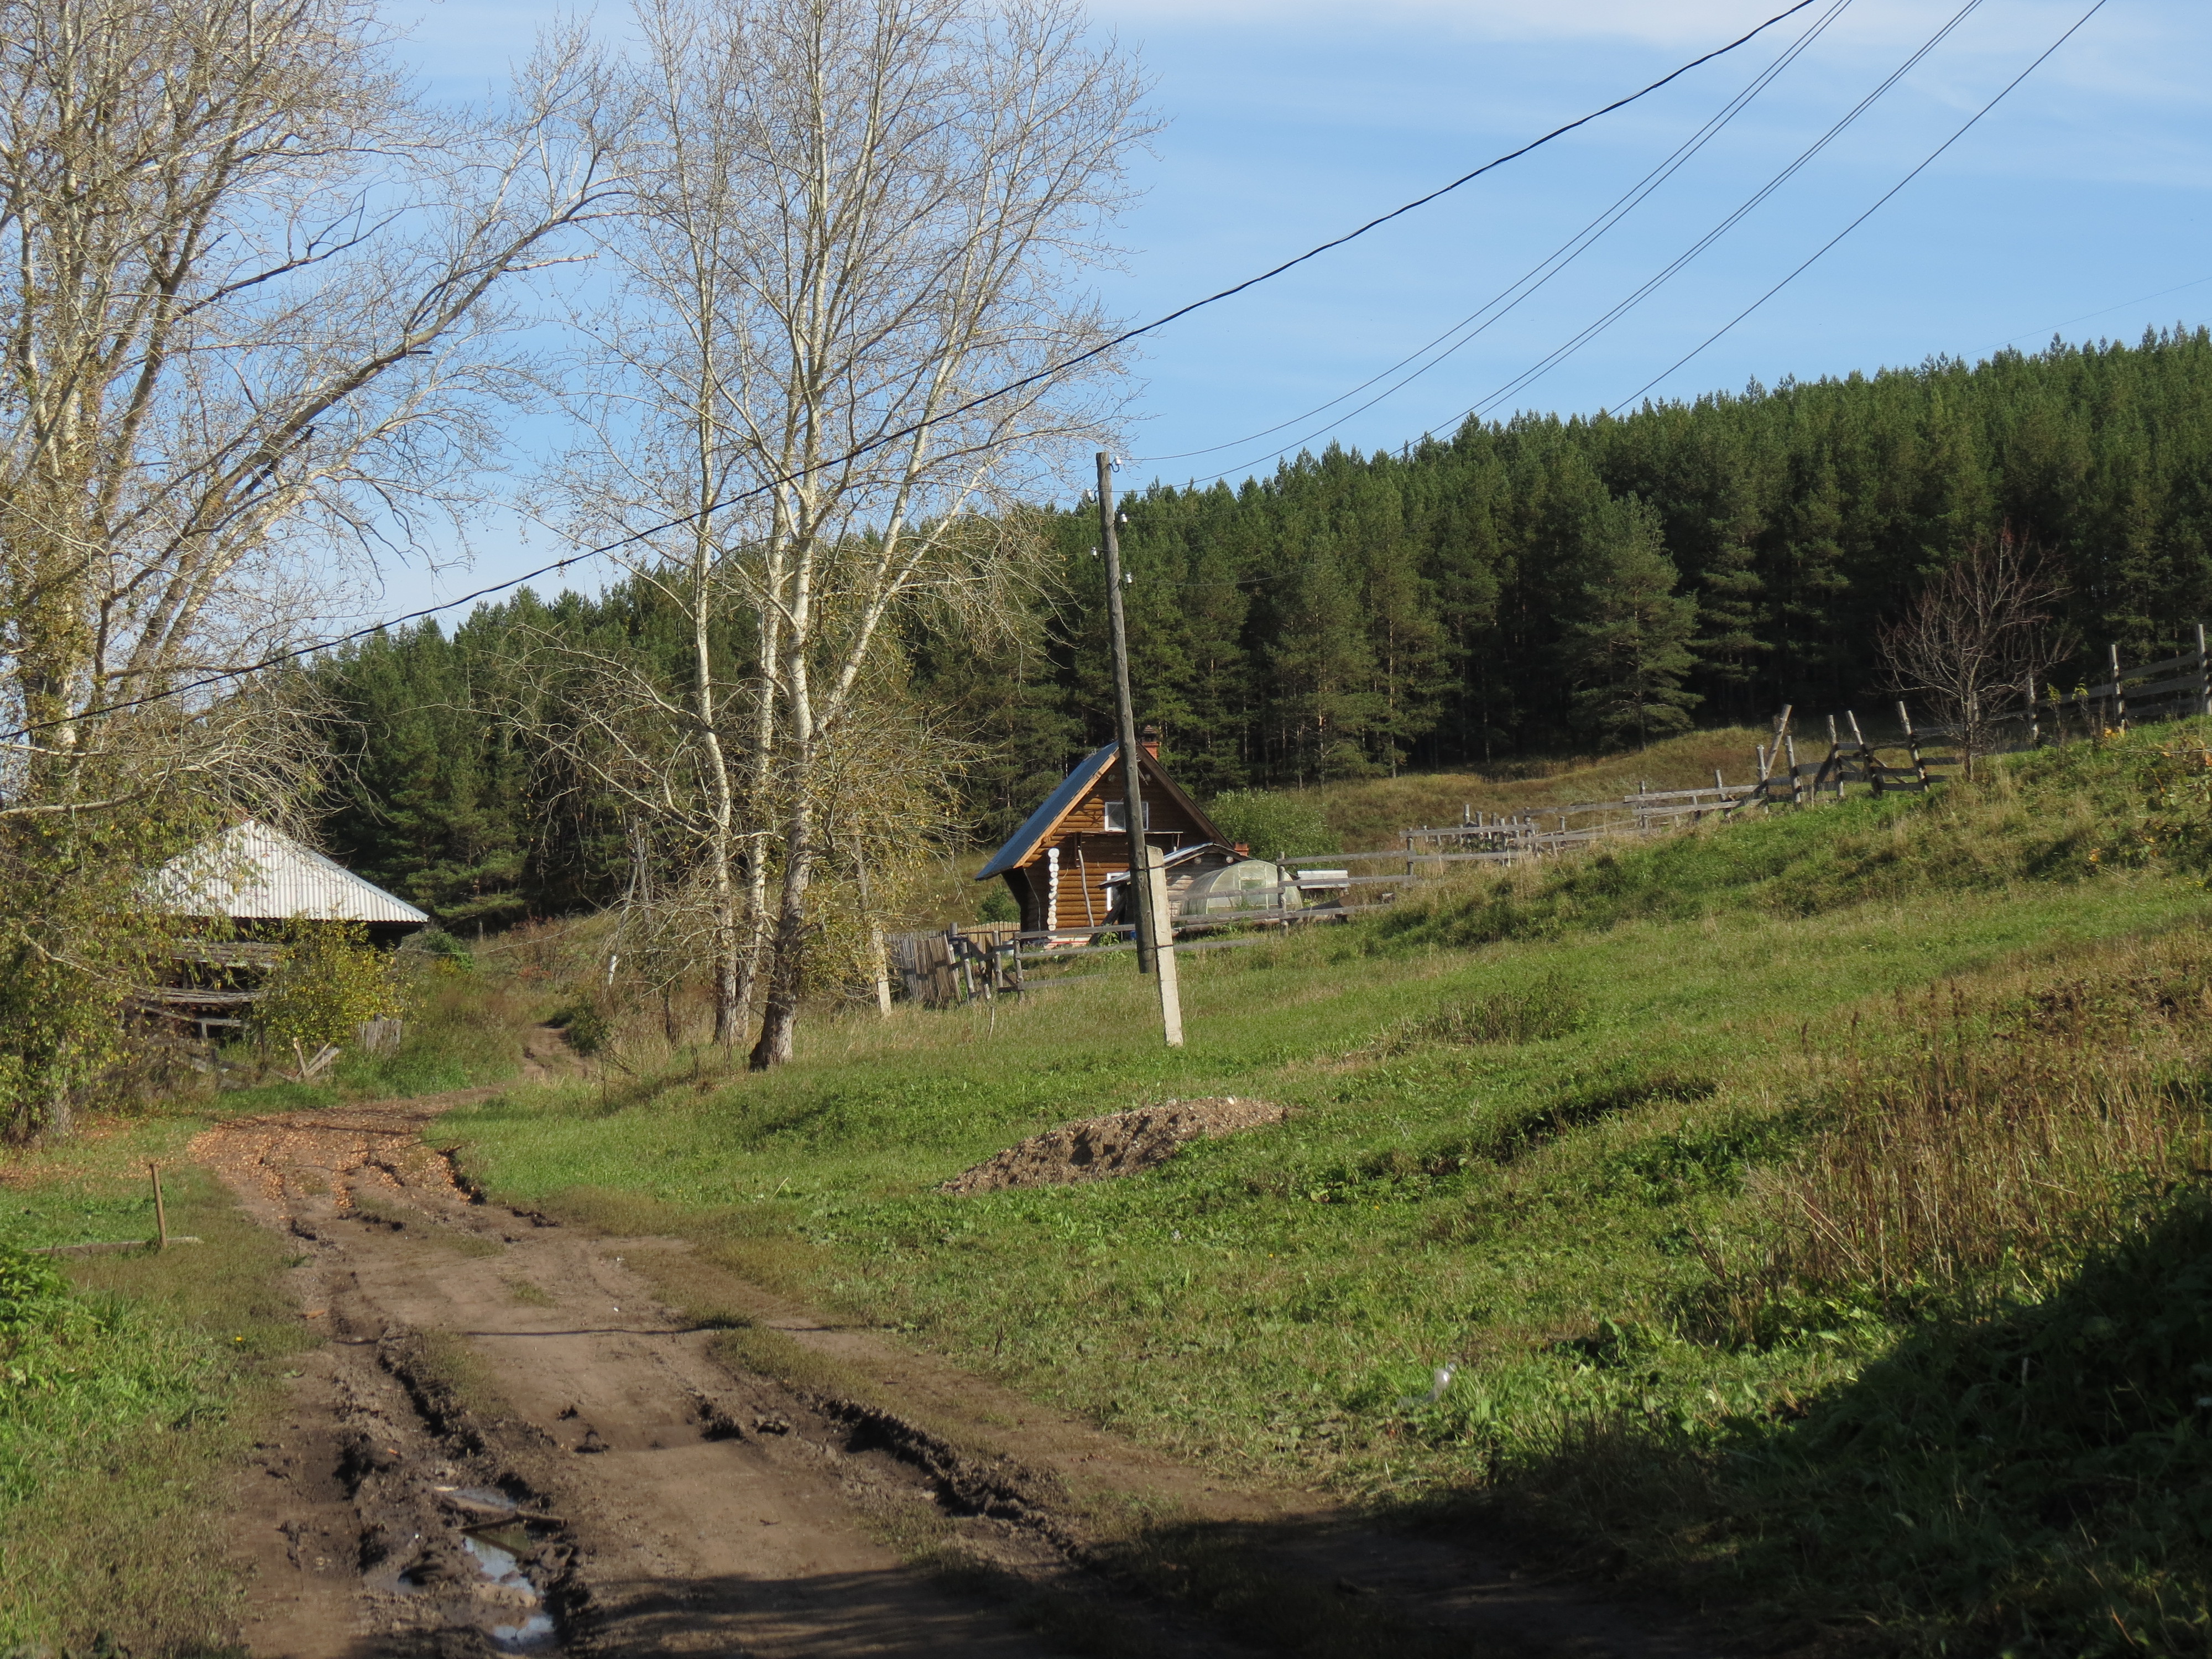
[0, 0, 622, 1134]
[1880, 530, 2072, 778]
[0, 0, 620, 798]
[552, 0, 1149, 1067]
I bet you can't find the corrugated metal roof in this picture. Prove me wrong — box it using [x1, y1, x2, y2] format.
[145, 820, 428, 925]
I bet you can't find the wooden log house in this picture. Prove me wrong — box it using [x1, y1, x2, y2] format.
[977, 729, 1302, 933]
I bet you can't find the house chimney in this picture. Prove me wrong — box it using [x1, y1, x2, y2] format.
[1139, 723, 1161, 759]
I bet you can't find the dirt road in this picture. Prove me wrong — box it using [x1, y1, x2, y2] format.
[194, 1063, 1725, 1658]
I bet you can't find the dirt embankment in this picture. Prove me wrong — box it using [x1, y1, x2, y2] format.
[194, 1050, 1732, 1658]
[941, 1098, 1286, 1194]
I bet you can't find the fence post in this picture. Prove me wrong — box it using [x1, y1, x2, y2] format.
[1846, 711, 1879, 797]
[1141, 846, 1184, 1048]
[2025, 674, 2040, 748]
[2199, 622, 2210, 718]
[1898, 702, 1930, 787]
[1785, 735, 1803, 806]
[2111, 643, 2127, 732]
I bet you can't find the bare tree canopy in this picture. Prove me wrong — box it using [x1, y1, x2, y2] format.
[1880, 530, 2072, 776]
[0, 0, 619, 781]
[0, 0, 619, 1136]
[542, 0, 1151, 1066]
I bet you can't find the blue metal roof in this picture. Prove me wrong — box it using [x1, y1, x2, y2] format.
[976, 740, 1120, 880]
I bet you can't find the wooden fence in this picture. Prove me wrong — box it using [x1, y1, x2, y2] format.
[883, 913, 1296, 1008]
[889, 630, 2212, 1008]
[2031, 630, 2212, 741]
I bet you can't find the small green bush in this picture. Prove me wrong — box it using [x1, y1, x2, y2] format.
[409, 927, 477, 974]
[252, 921, 406, 1052]
[550, 1001, 611, 1057]
[975, 885, 1020, 924]
[1204, 789, 1340, 862]
[0, 1244, 70, 1334]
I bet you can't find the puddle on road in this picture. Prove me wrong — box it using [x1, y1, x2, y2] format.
[460, 1526, 559, 1652]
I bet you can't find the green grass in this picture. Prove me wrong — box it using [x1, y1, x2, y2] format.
[0, 1112, 315, 1653]
[0, 969, 546, 1653]
[213, 966, 538, 1113]
[1297, 724, 1773, 849]
[436, 722, 2212, 1652]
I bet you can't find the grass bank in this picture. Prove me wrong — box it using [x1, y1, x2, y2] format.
[1298, 725, 1771, 849]
[0, 1113, 311, 1653]
[0, 965, 541, 1652]
[439, 722, 2212, 1653]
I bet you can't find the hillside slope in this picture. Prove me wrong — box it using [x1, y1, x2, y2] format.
[1297, 726, 1771, 849]
[443, 719, 2212, 1655]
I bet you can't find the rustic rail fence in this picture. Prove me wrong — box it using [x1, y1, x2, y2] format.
[885, 912, 1301, 1008]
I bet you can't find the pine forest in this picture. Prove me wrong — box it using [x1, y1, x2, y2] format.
[319, 326, 2212, 925]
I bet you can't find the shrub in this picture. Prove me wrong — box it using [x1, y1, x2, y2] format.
[975, 885, 1020, 924]
[252, 921, 407, 1052]
[0, 1244, 71, 1334]
[549, 1000, 611, 1057]
[1204, 790, 1340, 862]
[406, 927, 477, 974]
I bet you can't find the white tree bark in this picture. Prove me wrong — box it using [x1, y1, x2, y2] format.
[0, 0, 620, 807]
[555, 0, 1150, 1066]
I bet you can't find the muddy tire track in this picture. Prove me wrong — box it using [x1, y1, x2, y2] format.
[195, 1087, 1185, 1658]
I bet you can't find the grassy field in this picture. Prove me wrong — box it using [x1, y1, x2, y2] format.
[1295, 725, 1774, 849]
[0, 1112, 311, 1653]
[441, 720, 2212, 1654]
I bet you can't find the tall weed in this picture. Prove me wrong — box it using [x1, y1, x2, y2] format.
[1707, 935, 2212, 1341]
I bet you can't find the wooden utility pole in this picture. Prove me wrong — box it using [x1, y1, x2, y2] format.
[1096, 452, 1156, 976]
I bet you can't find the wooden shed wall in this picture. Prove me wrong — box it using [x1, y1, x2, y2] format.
[1016, 760, 1213, 932]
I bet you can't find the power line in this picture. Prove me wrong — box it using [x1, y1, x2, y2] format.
[1983, 273, 2212, 359]
[0, 0, 1824, 749]
[1136, 0, 1855, 469]
[1609, 0, 2111, 412]
[1160, 0, 1981, 494]
[1454, 0, 1989, 427]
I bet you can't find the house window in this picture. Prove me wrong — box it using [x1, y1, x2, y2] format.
[1102, 799, 1150, 832]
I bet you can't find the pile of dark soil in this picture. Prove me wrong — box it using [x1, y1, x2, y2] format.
[942, 1098, 1286, 1195]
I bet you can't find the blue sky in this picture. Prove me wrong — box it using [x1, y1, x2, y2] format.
[375, 0, 2209, 618]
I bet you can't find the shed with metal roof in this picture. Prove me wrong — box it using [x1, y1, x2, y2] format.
[144, 820, 427, 933]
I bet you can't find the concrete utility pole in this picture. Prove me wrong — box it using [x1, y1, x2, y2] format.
[1095, 452, 1155, 975]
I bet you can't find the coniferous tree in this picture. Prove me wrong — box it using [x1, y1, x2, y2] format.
[1562, 494, 1701, 749]
[314, 326, 2212, 910]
